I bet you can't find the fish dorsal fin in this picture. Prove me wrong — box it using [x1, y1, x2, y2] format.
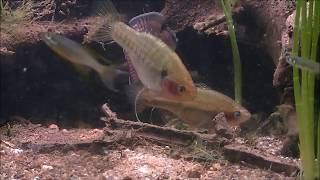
[129, 12, 178, 50]
[91, 0, 120, 18]
[86, 0, 122, 43]
[129, 12, 165, 34]
[159, 27, 178, 50]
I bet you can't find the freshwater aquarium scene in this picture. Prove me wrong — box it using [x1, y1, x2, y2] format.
[1, 0, 320, 179]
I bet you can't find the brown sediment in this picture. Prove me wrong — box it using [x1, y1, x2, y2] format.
[0, 20, 90, 51]
[161, 0, 223, 31]
[0, 114, 298, 179]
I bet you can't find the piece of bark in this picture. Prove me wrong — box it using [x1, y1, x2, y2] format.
[101, 103, 231, 147]
[223, 143, 299, 176]
[102, 117, 231, 148]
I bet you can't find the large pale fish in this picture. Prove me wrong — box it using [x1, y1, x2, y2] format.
[125, 12, 178, 83]
[86, 0, 197, 101]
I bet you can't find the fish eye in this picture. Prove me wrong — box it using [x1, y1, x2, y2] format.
[177, 85, 186, 93]
[234, 111, 241, 118]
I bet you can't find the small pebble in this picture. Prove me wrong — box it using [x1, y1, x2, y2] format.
[210, 163, 222, 171]
[188, 170, 201, 178]
[41, 165, 53, 170]
[48, 124, 59, 130]
[93, 128, 102, 133]
[33, 176, 41, 180]
[187, 165, 202, 178]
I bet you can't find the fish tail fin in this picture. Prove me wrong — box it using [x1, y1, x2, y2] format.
[86, 0, 122, 43]
[99, 65, 128, 92]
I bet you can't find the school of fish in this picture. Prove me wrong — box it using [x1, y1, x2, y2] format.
[41, 0, 252, 132]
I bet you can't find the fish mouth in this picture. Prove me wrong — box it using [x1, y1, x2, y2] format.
[227, 108, 251, 127]
[239, 109, 252, 123]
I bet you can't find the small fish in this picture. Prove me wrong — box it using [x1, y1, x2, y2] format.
[41, 32, 128, 91]
[286, 56, 320, 74]
[87, 0, 197, 101]
[138, 87, 251, 130]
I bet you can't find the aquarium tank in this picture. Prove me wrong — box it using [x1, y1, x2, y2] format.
[0, 0, 319, 179]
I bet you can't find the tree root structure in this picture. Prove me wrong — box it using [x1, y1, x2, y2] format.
[223, 143, 299, 176]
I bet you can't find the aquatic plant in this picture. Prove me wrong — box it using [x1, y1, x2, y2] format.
[0, 0, 3, 11]
[220, 0, 242, 105]
[291, 0, 320, 178]
[0, 0, 33, 34]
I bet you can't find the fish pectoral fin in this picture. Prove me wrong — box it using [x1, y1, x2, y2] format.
[129, 12, 165, 34]
[124, 83, 147, 112]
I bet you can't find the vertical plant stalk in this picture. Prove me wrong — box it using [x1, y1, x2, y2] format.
[318, 111, 320, 177]
[220, 0, 242, 105]
[292, 0, 319, 179]
[313, 0, 320, 176]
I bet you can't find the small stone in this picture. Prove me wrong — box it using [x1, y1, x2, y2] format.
[187, 170, 201, 178]
[33, 176, 41, 180]
[123, 176, 132, 180]
[11, 148, 23, 154]
[93, 128, 102, 133]
[48, 124, 59, 130]
[187, 165, 202, 178]
[41, 164, 53, 170]
[210, 163, 222, 171]
[31, 159, 43, 168]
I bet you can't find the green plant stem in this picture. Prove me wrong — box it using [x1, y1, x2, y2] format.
[318, 111, 320, 177]
[220, 0, 242, 105]
[314, 1, 320, 177]
[292, 0, 319, 179]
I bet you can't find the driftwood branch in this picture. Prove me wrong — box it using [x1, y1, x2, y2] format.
[101, 117, 231, 148]
[101, 104, 231, 147]
[223, 144, 299, 176]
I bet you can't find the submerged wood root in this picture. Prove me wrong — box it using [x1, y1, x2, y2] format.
[223, 143, 299, 176]
[101, 104, 231, 148]
[101, 117, 231, 148]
